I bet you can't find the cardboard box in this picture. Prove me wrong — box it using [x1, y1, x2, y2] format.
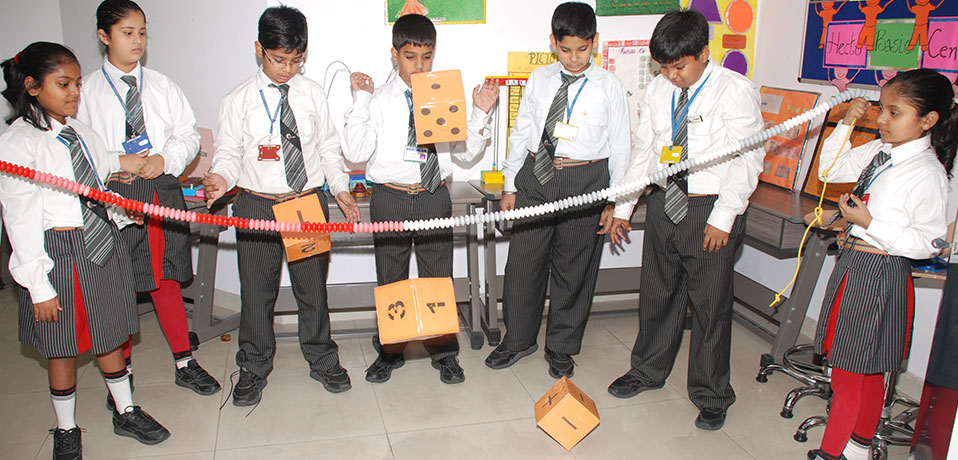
[374, 277, 459, 344]
[411, 70, 468, 144]
[271, 194, 330, 262]
[535, 376, 600, 450]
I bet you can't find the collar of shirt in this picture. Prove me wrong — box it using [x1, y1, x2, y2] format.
[255, 68, 303, 93]
[45, 117, 67, 141]
[672, 59, 714, 100]
[546, 57, 598, 81]
[885, 134, 933, 166]
[101, 57, 142, 84]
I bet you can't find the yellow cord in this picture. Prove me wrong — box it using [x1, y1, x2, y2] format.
[770, 119, 857, 307]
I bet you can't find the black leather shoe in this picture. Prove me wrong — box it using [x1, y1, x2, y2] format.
[544, 349, 574, 378]
[51, 427, 81, 460]
[432, 356, 465, 384]
[112, 406, 170, 445]
[106, 373, 134, 413]
[365, 354, 405, 383]
[694, 408, 727, 431]
[607, 371, 661, 398]
[310, 364, 352, 393]
[175, 360, 222, 395]
[232, 369, 267, 407]
[484, 343, 538, 369]
[807, 449, 847, 460]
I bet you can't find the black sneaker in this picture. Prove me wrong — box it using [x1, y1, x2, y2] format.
[51, 427, 81, 460]
[544, 348, 574, 378]
[607, 371, 662, 399]
[365, 354, 405, 383]
[106, 373, 134, 413]
[807, 449, 847, 460]
[694, 408, 727, 431]
[484, 343, 538, 370]
[309, 364, 352, 393]
[112, 406, 170, 445]
[232, 369, 267, 407]
[432, 356, 465, 384]
[175, 360, 222, 395]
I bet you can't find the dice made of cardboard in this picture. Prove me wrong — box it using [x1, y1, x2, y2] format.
[271, 194, 330, 262]
[535, 376, 600, 450]
[411, 70, 468, 144]
[374, 277, 459, 344]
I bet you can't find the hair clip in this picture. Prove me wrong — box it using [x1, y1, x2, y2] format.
[13, 51, 22, 65]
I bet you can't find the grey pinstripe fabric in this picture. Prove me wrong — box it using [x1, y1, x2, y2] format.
[272, 83, 308, 193]
[664, 88, 689, 224]
[369, 184, 458, 361]
[405, 90, 442, 193]
[120, 75, 146, 139]
[500, 155, 608, 355]
[60, 127, 115, 266]
[109, 174, 193, 292]
[233, 190, 340, 378]
[17, 228, 138, 358]
[814, 247, 914, 374]
[533, 73, 584, 185]
[628, 190, 745, 411]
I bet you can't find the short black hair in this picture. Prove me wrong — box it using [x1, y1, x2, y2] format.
[551, 2, 596, 41]
[258, 5, 308, 54]
[649, 9, 708, 64]
[392, 14, 436, 50]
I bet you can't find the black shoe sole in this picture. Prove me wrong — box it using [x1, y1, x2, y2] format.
[484, 344, 538, 370]
[365, 359, 405, 383]
[113, 426, 171, 445]
[431, 361, 465, 384]
[310, 370, 352, 393]
[607, 381, 662, 399]
[232, 380, 267, 407]
[175, 377, 222, 396]
[694, 415, 726, 431]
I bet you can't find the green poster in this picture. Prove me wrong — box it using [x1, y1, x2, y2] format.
[596, 0, 679, 16]
[386, 0, 485, 25]
[868, 21, 921, 69]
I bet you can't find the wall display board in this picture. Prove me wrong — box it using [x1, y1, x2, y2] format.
[602, 40, 660, 138]
[596, 0, 679, 16]
[682, 0, 757, 78]
[758, 87, 821, 190]
[802, 99, 881, 203]
[385, 0, 485, 24]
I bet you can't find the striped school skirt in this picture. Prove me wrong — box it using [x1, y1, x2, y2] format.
[814, 248, 915, 374]
[18, 227, 139, 358]
[108, 173, 192, 292]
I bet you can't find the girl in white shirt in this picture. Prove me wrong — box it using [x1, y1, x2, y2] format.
[810, 69, 956, 460]
[0, 41, 170, 458]
[77, 0, 220, 400]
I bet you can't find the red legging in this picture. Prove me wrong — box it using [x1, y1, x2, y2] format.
[819, 367, 886, 457]
[122, 193, 191, 363]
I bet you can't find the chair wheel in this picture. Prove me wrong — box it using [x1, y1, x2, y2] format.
[189, 331, 199, 351]
[781, 408, 794, 419]
[756, 374, 768, 383]
[794, 431, 808, 442]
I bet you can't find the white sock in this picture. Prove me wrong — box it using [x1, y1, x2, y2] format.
[50, 387, 77, 430]
[175, 356, 193, 370]
[843, 438, 871, 460]
[104, 370, 134, 414]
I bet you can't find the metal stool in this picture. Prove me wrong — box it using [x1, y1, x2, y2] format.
[757, 344, 832, 418]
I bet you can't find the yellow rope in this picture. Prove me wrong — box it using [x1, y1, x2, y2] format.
[770, 120, 857, 308]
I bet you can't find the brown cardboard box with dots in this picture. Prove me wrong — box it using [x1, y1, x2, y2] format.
[411, 70, 468, 144]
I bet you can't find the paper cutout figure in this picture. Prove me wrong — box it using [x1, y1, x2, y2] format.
[722, 49, 749, 75]
[857, 0, 895, 51]
[944, 72, 958, 94]
[906, 0, 945, 51]
[875, 69, 898, 87]
[816, 1, 848, 49]
[399, 0, 428, 17]
[830, 67, 862, 92]
[725, 0, 754, 34]
[688, 0, 722, 22]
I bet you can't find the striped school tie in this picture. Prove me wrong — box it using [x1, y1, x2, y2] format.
[824, 150, 891, 229]
[406, 90, 441, 193]
[59, 126, 116, 266]
[664, 88, 690, 224]
[271, 83, 308, 193]
[119, 75, 146, 139]
[533, 73, 584, 185]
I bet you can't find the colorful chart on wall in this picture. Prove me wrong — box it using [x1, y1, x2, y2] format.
[596, 0, 679, 16]
[385, 0, 485, 25]
[758, 87, 821, 190]
[802, 100, 881, 203]
[800, 0, 958, 89]
[681, 0, 757, 79]
[602, 40, 660, 138]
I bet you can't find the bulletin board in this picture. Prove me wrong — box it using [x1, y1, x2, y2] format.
[682, 0, 757, 79]
[596, 0, 679, 16]
[758, 87, 821, 190]
[800, 0, 958, 89]
[802, 99, 881, 203]
[385, 0, 485, 25]
[602, 40, 660, 138]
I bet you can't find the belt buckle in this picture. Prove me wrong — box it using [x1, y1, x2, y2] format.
[407, 186, 422, 195]
[554, 158, 565, 170]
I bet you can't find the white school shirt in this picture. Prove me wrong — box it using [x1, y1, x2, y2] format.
[613, 60, 765, 233]
[76, 58, 201, 178]
[341, 75, 492, 184]
[501, 59, 631, 193]
[818, 124, 948, 259]
[210, 70, 349, 196]
[0, 117, 121, 303]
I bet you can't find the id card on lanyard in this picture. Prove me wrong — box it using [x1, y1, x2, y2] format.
[102, 66, 153, 154]
[553, 76, 588, 143]
[57, 130, 112, 202]
[660, 71, 712, 164]
[257, 88, 282, 161]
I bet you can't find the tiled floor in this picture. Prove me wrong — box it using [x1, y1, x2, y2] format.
[0, 287, 910, 459]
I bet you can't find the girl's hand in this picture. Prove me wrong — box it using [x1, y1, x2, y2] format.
[843, 98, 870, 125]
[335, 191, 361, 224]
[839, 193, 873, 229]
[34, 297, 61, 323]
[350, 72, 374, 94]
[137, 155, 165, 180]
[473, 79, 499, 114]
[125, 208, 145, 225]
[119, 154, 147, 175]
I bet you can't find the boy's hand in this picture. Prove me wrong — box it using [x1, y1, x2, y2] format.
[843, 98, 869, 125]
[118, 153, 147, 176]
[335, 191, 361, 224]
[596, 205, 615, 234]
[473, 79, 499, 114]
[138, 154, 165, 180]
[34, 297, 61, 323]
[202, 172, 227, 208]
[500, 193, 516, 211]
[703, 224, 730, 252]
[350, 72, 374, 94]
[125, 208, 145, 225]
[605, 217, 632, 246]
[838, 193, 872, 229]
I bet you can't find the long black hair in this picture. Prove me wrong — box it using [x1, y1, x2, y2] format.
[886, 69, 958, 177]
[1, 42, 80, 130]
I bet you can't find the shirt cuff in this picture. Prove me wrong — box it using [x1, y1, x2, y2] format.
[613, 203, 633, 220]
[352, 90, 373, 106]
[28, 282, 58, 304]
[471, 106, 493, 125]
[706, 208, 736, 234]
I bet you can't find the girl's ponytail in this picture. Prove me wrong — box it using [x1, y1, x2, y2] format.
[930, 101, 958, 178]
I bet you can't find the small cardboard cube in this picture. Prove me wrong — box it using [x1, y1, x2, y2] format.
[535, 376, 600, 450]
[411, 70, 468, 144]
[481, 170, 504, 184]
[271, 194, 330, 262]
[374, 277, 459, 344]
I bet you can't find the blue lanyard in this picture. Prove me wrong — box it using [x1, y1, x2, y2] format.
[863, 161, 893, 193]
[101, 65, 144, 127]
[563, 76, 588, 121]
[670, 71, 712, 143]
[57, 131, 108, 191]
[259, 88, 282, 136]
[404, 90, 414, 113]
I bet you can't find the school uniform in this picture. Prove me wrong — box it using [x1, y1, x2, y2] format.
[813, 126, 948, 374]
[342, 75, 492, 361]
[498, 59, 631, 355]
[211, 69, 350, 379]
[613, 60, 765, 411]
[0, 118, 137, 358]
